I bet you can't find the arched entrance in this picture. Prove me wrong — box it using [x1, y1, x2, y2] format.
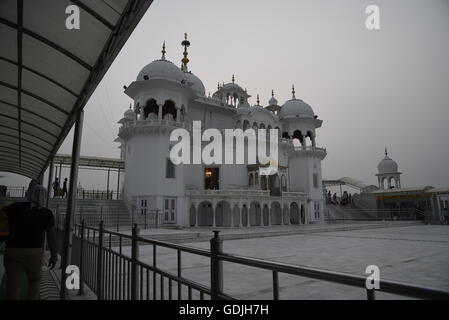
[250, 201, 261, 226]
[216, 201, 232, 227]
[290, 202, 300, 225]
[198, 201, 213, 226]
[271, 202, 282, 225]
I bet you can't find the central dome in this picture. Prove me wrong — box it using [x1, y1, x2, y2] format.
[184, 71, 205, 96]
[137, 59, 185, 82]
[279, 99, 314, 119]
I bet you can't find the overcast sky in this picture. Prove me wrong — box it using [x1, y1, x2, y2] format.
[2, 0, 449, 190]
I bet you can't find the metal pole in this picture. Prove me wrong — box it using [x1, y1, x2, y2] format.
[210, 230, 223, 300]
[131, 224, 139, 300]
[106, 168, 110, 199]
[96, 221, 104, 300]
[78, 220, 85, 296]
[59, 163, 62, 182]
[116, 168, 120, 200]
[60, 110, 84, 300]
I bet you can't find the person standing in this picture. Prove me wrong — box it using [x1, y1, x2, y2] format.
[62, 178, 68, 199]
[0, 185, 58, 300]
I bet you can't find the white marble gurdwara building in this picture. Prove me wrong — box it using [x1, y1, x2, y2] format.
[116, 36, 327, 228]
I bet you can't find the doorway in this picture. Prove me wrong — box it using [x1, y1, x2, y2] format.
[204, 167, 219, 190]
[164, 198, 176, 224]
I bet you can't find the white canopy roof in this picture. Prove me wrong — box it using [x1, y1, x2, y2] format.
[0, 0, 153, 179]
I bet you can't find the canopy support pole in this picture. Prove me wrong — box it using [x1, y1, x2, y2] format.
[60, 110, 84, 300]
[46, 159, 53, 206]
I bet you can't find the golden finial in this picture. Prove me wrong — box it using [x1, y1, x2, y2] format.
[129, 103, 132, 109]
[292, 84, 296, 99]
[271, 89, 274, 97]
[181, 33, 190, 71]
[161, 41, 166, 60]
[232, 74, 235, 83]
[385, 147, 388, 157]
[257, 94, 260, 105]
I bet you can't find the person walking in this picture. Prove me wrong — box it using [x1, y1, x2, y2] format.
[52, 178, 59, 198]
[0, 185, 58, 300]
[62, 178, 68, 199]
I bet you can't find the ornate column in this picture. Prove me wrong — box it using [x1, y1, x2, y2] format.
[268, 203, 272, 226]
[238, 203, 243, 228]
[193, 202, 198, 227]
[158, 104, 163, 119]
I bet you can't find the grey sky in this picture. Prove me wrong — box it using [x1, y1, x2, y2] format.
[2, 0, 449, 189]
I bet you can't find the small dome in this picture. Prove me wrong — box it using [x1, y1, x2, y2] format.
[268, 96, 278, 106]
[377, 155, 399, 174]
[221, 82, 245, 92]
[137, 59, 185, 82]
[124, 108, 134, 120]
[184, 71, 205, 96]
[236, 105, 250, 115]
[279, 99, 314, 119]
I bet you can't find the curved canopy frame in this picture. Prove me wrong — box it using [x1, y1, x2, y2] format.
[0, 0, 153, 179]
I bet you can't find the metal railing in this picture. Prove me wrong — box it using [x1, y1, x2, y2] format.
[67, 222, 449, 300]
[325, 207, 427, 222]
[0, 186, 122, 200]
[53, 206, 163, 232]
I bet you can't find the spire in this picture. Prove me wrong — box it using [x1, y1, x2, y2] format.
[292, 84, 296, 99]
[232, 74, 235, 83]
[217, 82, 220, 90]
[256, 94, 260, 105]
[385, 147, 388, 157]
[271, 89, 275, 97]
[129, 103, 132, 109]
[161, 41, 166, 60]
[181, 33, 190, 72]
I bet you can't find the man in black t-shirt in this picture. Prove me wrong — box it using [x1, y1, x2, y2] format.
[0, 185, 58, 300]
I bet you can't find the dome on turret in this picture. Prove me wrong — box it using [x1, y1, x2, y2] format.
[278, 85, 315, 119]
[377, 150, 399, 174]
[279, 99, 314, 119]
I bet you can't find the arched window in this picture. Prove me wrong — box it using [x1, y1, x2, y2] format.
[255, 172, 259, 186]
[143, 99, 158, 119]
[243, 120, 250, 130]
[249, 173, 254, 187]
[162, 100, 177, 121]
[259, 123, 265, 129]
[282, 132, 289, 139]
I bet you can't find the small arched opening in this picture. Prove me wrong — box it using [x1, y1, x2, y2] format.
[143, 99, 158, 119]
[162, 100, 177, 121]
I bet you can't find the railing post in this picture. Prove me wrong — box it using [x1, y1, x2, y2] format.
[96, 221, 104, 300]
[366, 289, 376, 300]
[155, 209, 159, 229]
[210, 230, 223, 300]
[131, 224, 139, 300]
[78, 220, 85, 296]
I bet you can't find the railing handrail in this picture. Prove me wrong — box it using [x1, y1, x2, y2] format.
[217, 252, 449, 300]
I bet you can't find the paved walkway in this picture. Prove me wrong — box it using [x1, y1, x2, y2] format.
[130, 224, 449, 299]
